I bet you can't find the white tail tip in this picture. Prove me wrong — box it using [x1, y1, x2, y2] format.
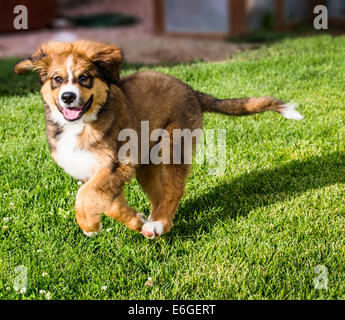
[281, 102, 304, 121]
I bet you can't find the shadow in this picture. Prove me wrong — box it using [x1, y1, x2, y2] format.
[174, 152, 345, 236]
[226, 26, 345, 45]
[0, 57, 41, 97]
[121, 60, 204, 72]
[66, 12, 139, 28]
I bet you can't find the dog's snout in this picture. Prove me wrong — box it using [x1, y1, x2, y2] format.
[61, 92, 77, 105]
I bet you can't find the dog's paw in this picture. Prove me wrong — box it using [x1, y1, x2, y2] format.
[83, 221, 103, 237]
[141, 220, 163, 239]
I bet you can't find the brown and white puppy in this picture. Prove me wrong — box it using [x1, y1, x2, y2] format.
[14, 40, 303, 239]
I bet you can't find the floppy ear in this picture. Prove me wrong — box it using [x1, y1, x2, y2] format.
[74, 40, 123, 84]
[14, 58, 35, 74]
[14, 48, 51, 80]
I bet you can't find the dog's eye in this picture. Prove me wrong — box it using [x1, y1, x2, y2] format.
[78, 75, 89, 83]
[53, 76, 63, 84]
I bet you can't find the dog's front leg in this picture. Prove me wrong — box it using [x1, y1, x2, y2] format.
[75, 165, 135, 236]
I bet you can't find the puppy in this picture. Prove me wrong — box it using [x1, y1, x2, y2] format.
[14, 40, 303, 239]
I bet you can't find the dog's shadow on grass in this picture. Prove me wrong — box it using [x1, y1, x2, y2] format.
[174, 151, 345, 236]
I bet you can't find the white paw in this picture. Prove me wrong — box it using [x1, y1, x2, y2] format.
[83, 221, 103, 237]
[281, 102, 304, 120]
[141, 220, 163, 239]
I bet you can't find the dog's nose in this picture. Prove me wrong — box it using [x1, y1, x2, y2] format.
[61, 92, 77, 105]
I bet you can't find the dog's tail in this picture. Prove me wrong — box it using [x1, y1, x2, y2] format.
[198, 92, 304, 120]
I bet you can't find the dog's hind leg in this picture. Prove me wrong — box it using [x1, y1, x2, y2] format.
[136, 164, 163, 217]
[141, 164, 190, 239]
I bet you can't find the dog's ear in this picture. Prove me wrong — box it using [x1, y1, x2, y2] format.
[74, 41, 123, 84]
[14, 49, 50, 77]
[14, 42, 72, 81]
[14, 44, 54, 83]
[14, 58, 35, 74]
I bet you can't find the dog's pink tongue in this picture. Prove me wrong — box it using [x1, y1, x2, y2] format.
[62, 107, 83, 120]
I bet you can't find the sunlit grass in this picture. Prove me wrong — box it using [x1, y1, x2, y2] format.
[0, 35, 344, 299]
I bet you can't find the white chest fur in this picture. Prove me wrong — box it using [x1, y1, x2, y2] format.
[55, 122, 98, 181]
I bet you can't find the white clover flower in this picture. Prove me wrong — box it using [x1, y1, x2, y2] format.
[20, 287, 27, 294]
[9, 202, 14, 209]
[3, 217, 9, 222]
[45, 291, 52, 300]
[42, 272, 48, 277]
[39, 290, 46, 295]
[101, 286, 107, 290]
[145, 277, 153, 287]
[37, 249, 42, 253]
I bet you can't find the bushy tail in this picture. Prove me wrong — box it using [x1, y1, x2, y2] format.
[198, 92, 304, 120]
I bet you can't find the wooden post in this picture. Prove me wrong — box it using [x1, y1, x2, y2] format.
[0, 0, 56, 32]
[275, 0, 285, 29]
[153, 0, 164, 34]
[229, 0, 247, 35]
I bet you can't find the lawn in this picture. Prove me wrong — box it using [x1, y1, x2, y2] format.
[0, 35, 344, 300]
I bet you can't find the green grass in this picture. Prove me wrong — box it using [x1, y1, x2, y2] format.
[1, 35, 345, 300]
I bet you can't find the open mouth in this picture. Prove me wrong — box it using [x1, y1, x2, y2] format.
[61, 95, 93, 121]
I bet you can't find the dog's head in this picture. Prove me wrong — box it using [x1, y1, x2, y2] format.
[14, 40, 123, 123]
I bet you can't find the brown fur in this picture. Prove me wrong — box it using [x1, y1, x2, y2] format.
[15, 40, 297, 238]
